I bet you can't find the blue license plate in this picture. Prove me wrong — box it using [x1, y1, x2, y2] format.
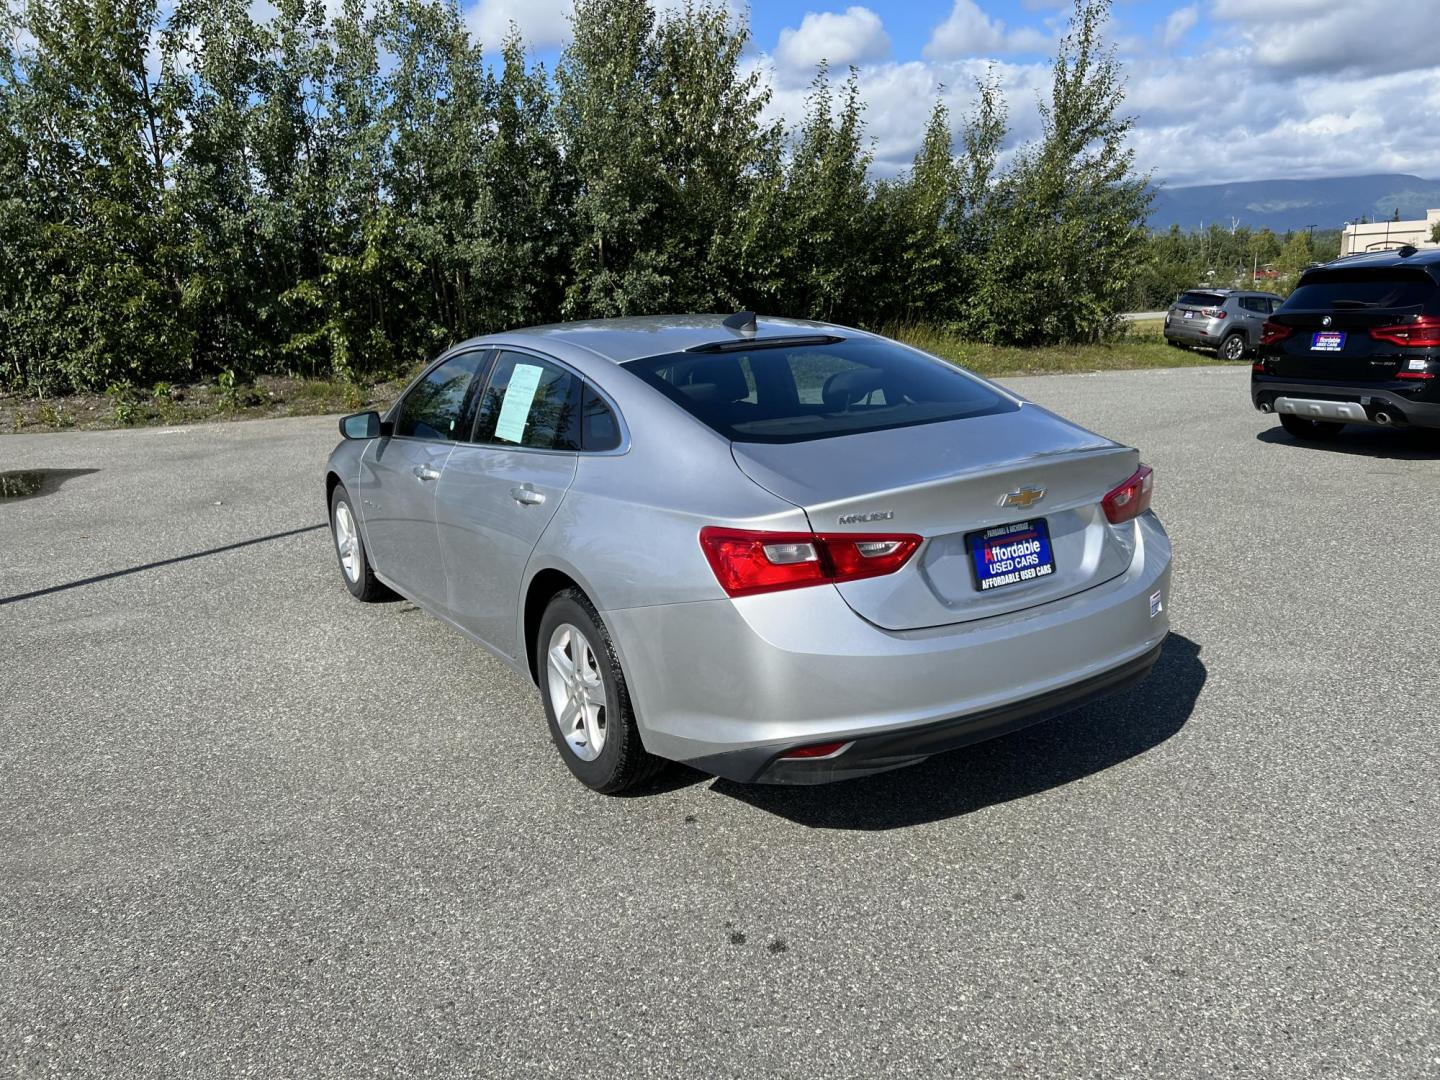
[1311, 331, 1346, 352]
[968, 519, 1056, 592]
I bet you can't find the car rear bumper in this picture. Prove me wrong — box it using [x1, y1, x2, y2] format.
[603, 512, 1172, 784]
[1252, 378, 1440, 429]
[1164, 320, 1224, 346]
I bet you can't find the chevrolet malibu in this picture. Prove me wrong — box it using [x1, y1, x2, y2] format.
[325, 314, 1172, 792]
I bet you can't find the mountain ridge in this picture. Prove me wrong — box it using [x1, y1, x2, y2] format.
[1148, 173, 1440, 233]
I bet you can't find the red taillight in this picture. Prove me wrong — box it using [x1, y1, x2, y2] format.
[1396, 371, 1436, 380]
[779, 740, 850, 760]
[1201, 307, 1226, 319]
[1260, 321, 1293, 346]
[1369, 315, 1440, 348]
[698, 527, 921, 598]
[1101, 465, 1154, 525]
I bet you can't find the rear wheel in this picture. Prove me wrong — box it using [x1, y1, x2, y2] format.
[538, 588, 667, 794]
[1219, 332, 1248, 360]
[1279, 412, 1344, 441]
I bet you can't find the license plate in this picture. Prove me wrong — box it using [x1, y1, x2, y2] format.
[967, 519, 1056, 592]
[1311, 331, 1346, 352]
[1183, 311, 1194, 319]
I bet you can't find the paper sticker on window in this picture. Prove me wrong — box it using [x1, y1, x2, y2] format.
[494, 364, 544, 444]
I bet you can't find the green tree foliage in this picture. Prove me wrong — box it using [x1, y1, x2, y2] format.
[0, 0, 1154, 396]
[959, 0, 1149, 344]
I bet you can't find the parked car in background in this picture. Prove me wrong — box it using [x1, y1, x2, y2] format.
[1164, 289, 1284, 359]
[1252, 246, 1440, 440]
[325, 314, 1173, 794]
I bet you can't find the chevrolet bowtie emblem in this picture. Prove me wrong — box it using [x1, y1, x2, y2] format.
[1000, 486, 1046, 509]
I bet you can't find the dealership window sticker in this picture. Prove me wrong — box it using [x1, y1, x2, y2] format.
[494, 364, 544, 443]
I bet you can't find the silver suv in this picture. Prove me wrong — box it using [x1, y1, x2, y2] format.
[1164, 289, 1283, 360]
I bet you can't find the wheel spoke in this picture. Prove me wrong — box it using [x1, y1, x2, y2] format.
[558, 694, 581, 735]
[582, 698, 604, 752]
[548, 641, 576, 684]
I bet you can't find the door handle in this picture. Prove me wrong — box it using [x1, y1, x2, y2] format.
[413, 464, 441, 482]
[510, 484, 546, 506]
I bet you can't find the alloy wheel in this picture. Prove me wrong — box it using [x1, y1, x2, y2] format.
[334, 502, 360, 582]
[546, 623, 608, 761]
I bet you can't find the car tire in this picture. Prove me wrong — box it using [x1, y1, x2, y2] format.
[1279, 412, 1344, 441]
[330, 484, 392, 601]
[537, 588, 667, 794]
[1219, 332, 1248, 360]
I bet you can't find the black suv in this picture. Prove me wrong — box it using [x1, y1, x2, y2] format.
[1252, 246, 1440, 440]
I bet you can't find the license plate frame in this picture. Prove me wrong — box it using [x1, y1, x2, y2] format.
[967, 519, 1057, 593]
[1311, 331, 1346, 352]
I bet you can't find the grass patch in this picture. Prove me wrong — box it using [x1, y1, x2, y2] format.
[891, 318, 1213, 378]
[2, 321, 1223, 434]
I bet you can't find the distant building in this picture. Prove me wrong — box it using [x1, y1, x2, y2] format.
[1341, 209, 1440, 254]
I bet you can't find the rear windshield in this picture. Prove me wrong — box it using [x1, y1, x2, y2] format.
[1284, 269, 1435, 311]
[622, 336, 1017, 444]
[1177, 291, 1226, 308]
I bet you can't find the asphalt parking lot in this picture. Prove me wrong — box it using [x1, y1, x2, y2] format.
[3, 364, 1438, 1079]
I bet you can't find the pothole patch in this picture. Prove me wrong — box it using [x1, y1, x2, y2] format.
[0, 468, 98, 500]
[0, 470, 45, 499]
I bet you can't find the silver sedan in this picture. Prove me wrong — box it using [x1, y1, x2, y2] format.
[325, 314, 1172, 792]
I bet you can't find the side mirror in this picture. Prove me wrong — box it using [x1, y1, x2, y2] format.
[339, 411, 389, 440]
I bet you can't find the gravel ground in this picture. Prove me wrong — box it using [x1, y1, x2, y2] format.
[2, 364, 1437, 1079]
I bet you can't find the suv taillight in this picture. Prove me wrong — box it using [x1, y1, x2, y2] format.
[699, 527, 921, 598]
[1369, 315, 1440, 348]
[1260, 321, 1293, 346]
[1101, 466, 1154, 525]
[1201, 307, 1226, 319]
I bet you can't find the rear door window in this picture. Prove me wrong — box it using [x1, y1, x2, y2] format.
[394, 351, 486, 441]
[623, 336, 1017, 444]
[1284, 270, 1436, 312]
[1177, 291, 1225, 308]
[473, 352, 582, 451]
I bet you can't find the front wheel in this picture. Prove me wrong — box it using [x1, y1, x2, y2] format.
[1279, 412, 1344, 441]
[538, 589, 667, 794]
[330, 484, 392, 601]
[1219, 332, 1248, 360]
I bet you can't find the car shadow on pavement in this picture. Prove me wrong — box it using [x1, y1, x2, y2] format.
[1256, 425, 1440, 459]
[708, 633, 1205, 831]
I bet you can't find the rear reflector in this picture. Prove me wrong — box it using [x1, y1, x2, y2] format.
[1396, 371, 1436, 380]
[700, 527, 921, 598]
[779, 740, 850, 760]
[1260, 321, 1293, 346]
[1101, 465, 1155, 525]
[1370, 316, 1440, 348]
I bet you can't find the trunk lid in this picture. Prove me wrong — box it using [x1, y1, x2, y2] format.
[731, 404, 1142, 631]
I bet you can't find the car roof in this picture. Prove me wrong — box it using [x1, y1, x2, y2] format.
[1175, 289, 1280, 299]
[1313, 247, 1440, 272]
[454, 314, 868, 366]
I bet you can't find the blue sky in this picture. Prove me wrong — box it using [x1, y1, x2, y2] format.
[465, 0, 1440, 189]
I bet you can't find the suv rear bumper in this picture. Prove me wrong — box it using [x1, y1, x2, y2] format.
[1252, 378, 1440, 429]
[1165, 320, 1225, 346]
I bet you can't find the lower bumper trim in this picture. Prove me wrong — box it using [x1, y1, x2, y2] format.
[686, 639, 1167, 785]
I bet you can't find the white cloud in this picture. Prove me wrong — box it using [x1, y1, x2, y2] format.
[923, 0, 1050, 59]
[467, 0, 571, 49]
[1160, 5, 1197, 48]
[773, 7, 890, 71]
